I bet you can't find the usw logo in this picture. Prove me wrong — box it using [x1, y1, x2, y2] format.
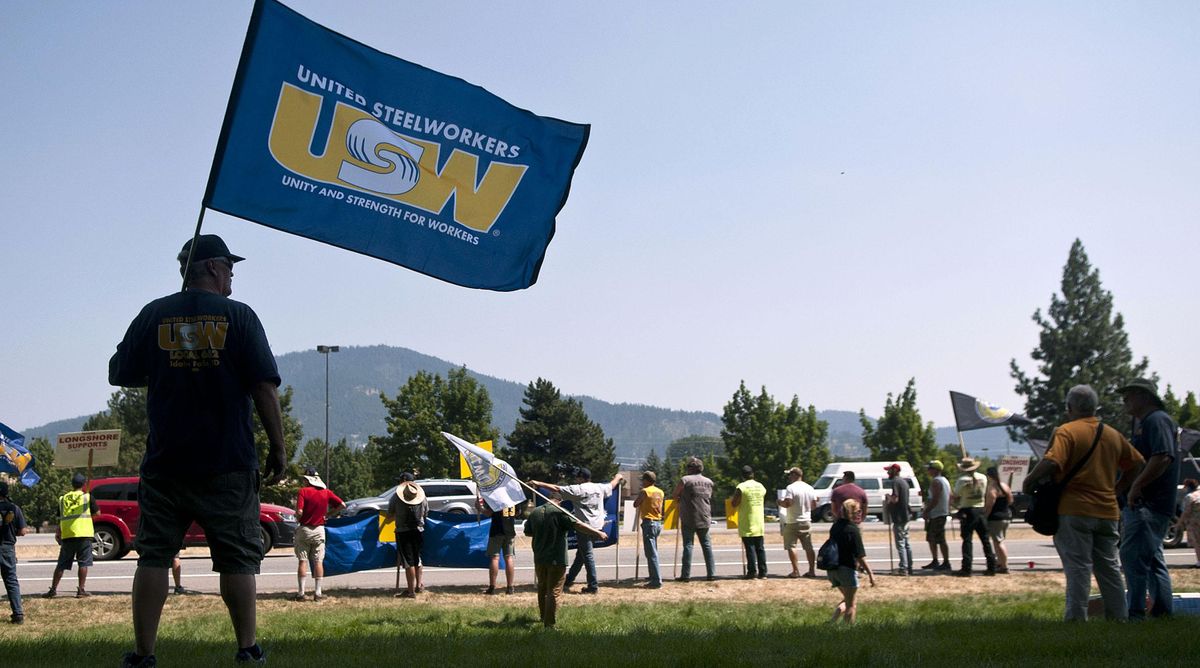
[268, 83, 527, 233]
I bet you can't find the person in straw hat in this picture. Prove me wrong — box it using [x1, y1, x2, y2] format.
[293, 467, 344, 601]
[950, 456, 996, 576]
[386, 473, 429, 598]
[1117, 378, 1181, 619]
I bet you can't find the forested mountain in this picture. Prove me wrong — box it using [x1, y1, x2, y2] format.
[24, 345, 1024, 461]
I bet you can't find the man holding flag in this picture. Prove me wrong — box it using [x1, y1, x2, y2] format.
[531, 469, 624, 594]
[110, 235, 286, 667]
[524, 489, 607, 628]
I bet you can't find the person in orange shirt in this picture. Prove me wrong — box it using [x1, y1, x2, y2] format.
[633, 471, 665, 588]
[1024, 384, 1144, 621]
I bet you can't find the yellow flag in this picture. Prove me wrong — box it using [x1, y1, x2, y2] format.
[725, 498, 738, 530]
[459, 440, 493, 478]
[378, 514, 396, 543]
[662, 499, 678, 530]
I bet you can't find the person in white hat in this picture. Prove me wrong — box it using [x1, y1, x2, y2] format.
[386, 473, 428, 598]
[293, 467, 344, 601]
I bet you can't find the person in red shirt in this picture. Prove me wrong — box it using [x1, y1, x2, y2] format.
[293, 468, 344, 601]
[830, 472, 869, 523]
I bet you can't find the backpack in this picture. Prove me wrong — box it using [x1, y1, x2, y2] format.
[816, 537, 840, 571]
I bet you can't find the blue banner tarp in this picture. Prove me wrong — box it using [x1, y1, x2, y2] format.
[323, 509, 504, 577]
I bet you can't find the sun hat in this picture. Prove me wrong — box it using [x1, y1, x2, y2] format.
[302, 467, 326, 489]
[1116, 378, 1165, 407]
[400, 482, 426, 505]
[958, 457, 981, 473]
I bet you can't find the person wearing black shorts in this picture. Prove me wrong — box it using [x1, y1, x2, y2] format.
[386, 474, 429, 598]
[109, 235, 286, 667]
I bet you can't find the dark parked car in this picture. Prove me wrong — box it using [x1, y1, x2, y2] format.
[83, 477, 298, 561]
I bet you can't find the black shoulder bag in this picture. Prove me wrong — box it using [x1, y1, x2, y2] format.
[1024, 422, 1103, 536]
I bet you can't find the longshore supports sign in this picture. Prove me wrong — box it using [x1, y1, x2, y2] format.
[55, 430, 121, 468]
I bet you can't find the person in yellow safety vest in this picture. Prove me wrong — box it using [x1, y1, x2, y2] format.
[46, 472, 99, 598]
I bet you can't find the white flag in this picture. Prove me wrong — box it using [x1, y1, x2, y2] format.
[442, 432, 527, 512]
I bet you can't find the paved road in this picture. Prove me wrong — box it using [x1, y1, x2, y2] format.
[12, 527, 1199, 595]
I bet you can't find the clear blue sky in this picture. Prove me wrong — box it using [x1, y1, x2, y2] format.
[3, 2, 1197, 432]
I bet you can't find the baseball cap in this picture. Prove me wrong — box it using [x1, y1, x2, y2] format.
[741, 465, 755, 476]
[178, 234, 245, 264]
[397, 472, 415, 483]
[576, 466, 591, 480]
[884, 463, 902, 474]
[72, 472, 87, 487]
[925, 460, 944, 471]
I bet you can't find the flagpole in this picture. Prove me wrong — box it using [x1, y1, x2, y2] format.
[179, 207, 208, 292]
[673, 525, 680, 580]
[633, 519, 641, 582]
[614, 514, 620, 585]
[957, 431, 967, 460]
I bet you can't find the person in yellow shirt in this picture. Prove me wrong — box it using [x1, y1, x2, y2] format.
[1024, 384, 1143, 621]
[731, 466, 767, 579]
[633, 471, 665, 588]
[46, 473, 98, 598]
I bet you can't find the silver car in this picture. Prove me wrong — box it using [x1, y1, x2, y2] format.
[341, 478, 479, 517]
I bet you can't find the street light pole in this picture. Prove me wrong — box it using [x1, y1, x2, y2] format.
[317, 345, 340, 485]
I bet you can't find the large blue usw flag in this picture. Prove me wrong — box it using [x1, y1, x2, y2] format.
[205, 0, 589, 291]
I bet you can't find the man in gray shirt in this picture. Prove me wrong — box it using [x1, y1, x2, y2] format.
[672, 457, 716, 581]
[921, 460, 952, 571]
[885, 464, 913, 575]
[531, 468, 623, 593]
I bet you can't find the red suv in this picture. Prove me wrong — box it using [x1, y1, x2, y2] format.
[85, 477, 298, 561]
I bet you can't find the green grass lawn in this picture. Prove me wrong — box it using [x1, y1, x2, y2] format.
[4, 593, 1197, 667]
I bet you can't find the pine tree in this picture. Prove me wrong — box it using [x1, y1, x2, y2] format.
[501, 378, 616, 482]
[81, 387, 148, 476]
[641, 449, 665, 487]
[369, 367, 498, 485]
[1164, 387, 1200, 431]
[859, 378, 938, 468]
[1010, 239, 1150, 438]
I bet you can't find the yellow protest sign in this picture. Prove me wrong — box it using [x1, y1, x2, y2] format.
[725, 498, 738, 530]
[459, 440, 493, 478]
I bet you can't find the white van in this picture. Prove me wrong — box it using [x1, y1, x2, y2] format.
[811, 461, 923, 522]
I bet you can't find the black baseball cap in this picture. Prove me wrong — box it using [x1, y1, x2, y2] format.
[178, 234, 245, 264]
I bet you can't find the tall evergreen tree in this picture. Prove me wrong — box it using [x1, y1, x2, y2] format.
[859, 378, 939, 470]
[1163, 387, 1200, 432]
[1010, 239, 1150, 438]
[719, 381, 829, 496]
[369, 367, 498, 485]
[81, 387, 148, 475]
[501, 378, 616, 482]
[641, 450, 666, 487]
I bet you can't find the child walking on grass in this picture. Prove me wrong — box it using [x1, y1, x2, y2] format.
[828, 499, 875, 623]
